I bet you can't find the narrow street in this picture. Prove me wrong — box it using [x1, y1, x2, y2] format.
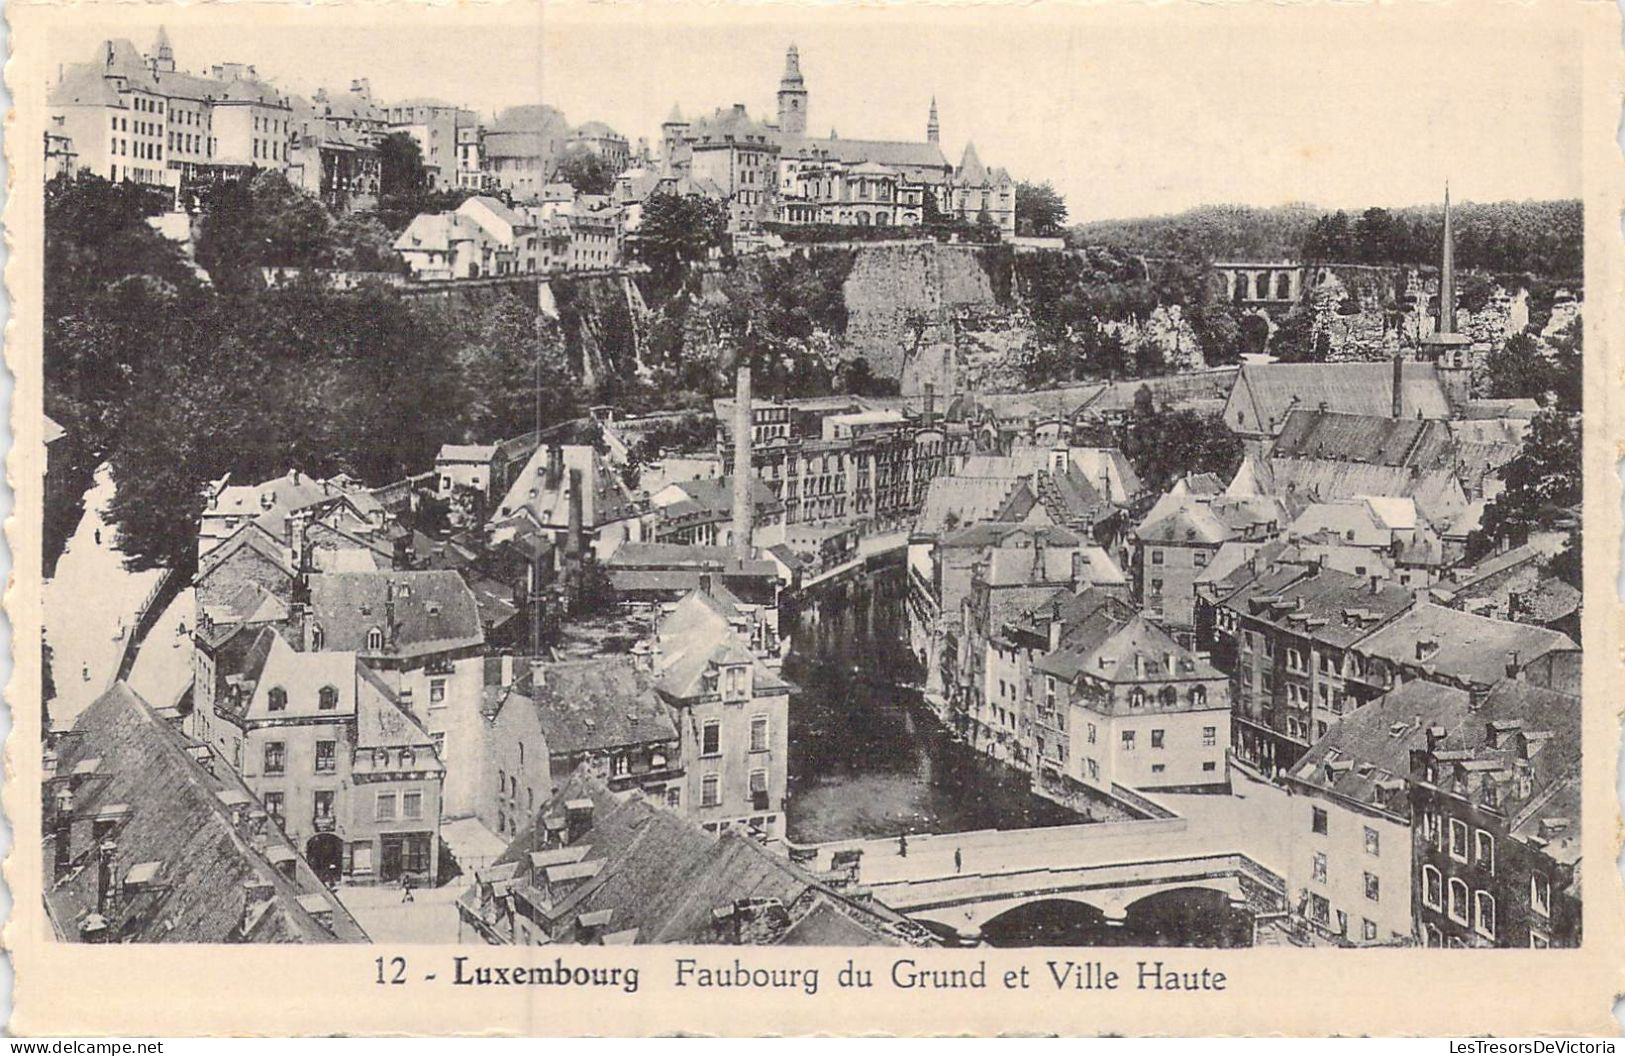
[335, 882, 466, 944]
[126, 586, 197, 711]
[43, 464, 170, 731]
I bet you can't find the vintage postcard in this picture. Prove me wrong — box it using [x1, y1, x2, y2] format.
[4, 0, 1622, 1038]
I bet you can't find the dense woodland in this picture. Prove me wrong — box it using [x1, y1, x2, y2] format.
[1073, 199, 1583, 279]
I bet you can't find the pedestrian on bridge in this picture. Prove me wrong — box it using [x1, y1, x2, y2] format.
[954, 848, 963, 874]
[898, 833, 908, 858]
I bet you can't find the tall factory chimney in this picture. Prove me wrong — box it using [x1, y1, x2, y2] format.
[731, 362, 754, 560]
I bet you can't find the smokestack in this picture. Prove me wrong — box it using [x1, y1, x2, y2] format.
[923, 382, 936, 428]
[732, 364, 754, 560]
[566, 468, 585, 558]
[1391, 353, 1404, 419]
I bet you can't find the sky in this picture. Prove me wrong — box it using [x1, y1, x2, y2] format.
[48, 3, 1584, 222]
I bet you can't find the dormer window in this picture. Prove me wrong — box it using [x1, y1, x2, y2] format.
[311, 624, 325, 650]
[400, 748, 416, 769]
[318, 686, 338, 711]
[367, 627, 384, 651]
[267, 687, 287, 712]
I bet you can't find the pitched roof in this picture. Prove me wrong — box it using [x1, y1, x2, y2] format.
[657, 475, 783, 520]
[1289, 678, 1465, 816]
[913, 475, 1028, 536]
[480, 770, 925, 946]
[45, 683, 367, 944]
[1352, 604, 1578, 688]
[494, 444, 642, 529]
[1229, 362, 1453, 434]
[1036, 606, 1220, 686]
[500, 656, 676, 755]
[1220, 565, 1415, 650]
[307, 570, 484, 659]
[1246, 457, 1467, 524]
[653, 590, 790, 701]
[780, 135, 950, 172]
[1271, 410, 1457, 468]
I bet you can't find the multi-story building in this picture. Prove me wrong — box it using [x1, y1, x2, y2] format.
[1217, 563, 1415, 775]
[566, 120, 631, 174]
[1033, 595, 1231, 796]
[206, 62, 295, 171]
[45, 681, 368, 943]
[478, 655, 683, 840]
[1284, 679, 1440, 946]
[483, 104, 571, 202]
[190, 625, 444, 887]
[651, 587, 792, 837]
[1344, 604, 1580, 710]
[456, 124, 487, 191]
[303, 570, 486, 820]
[1408, 679, 1581, 947]
[1134, 489, 1288, 634]
[385, 99, 476, 189]
[48, 38, 181, 194]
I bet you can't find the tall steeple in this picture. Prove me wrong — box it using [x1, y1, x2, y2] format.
[1438, 182, 1456, 336]
[777, 44, 808, 136]
[927, 96, 940, 144]
[150, 25, 175, 73]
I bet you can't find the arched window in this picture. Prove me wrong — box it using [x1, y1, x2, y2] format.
[1190, 685, 1207, 707]
[267, 687, 287, 712]
[310, 624, 325, 650]
[1448, 878, 1469, 925]
[400, 748, 415, 769]
[1421, 865, 1442, 910]
[1129, 688, 1145, 708]
[1160, 686, 1178, 707]
[366, 627, 383, 651]
[1473, 891, 1496, 940]
[318, 686, 338, 711]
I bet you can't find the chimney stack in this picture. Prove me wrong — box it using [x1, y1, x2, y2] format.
[731, 363, 754, 561]
[1391, 353, 1404, 420]
[923, 383, 936, 429]
[383, 581, 397, 654]
[546, 443, 564, 490]
[96, 839, 118, 919]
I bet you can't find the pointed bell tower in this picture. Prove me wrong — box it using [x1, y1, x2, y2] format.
[777, 44, 808, 136]
[927, 96, 940, 144]
[1422, 182, 1473, 411]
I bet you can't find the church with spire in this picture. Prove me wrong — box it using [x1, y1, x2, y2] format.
[658, 45, 1015, 237]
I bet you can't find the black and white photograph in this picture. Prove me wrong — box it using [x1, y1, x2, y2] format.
[15, 1, 1614, 1033]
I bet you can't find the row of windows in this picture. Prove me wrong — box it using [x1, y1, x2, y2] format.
[1422, 813, 1498, 874]
[1310, 852, 1383, 901]
[1305, 894, 1383, 941]
[1106, 725, 1219, 750]
[133, 96, 165, 115]
[1307, 808, 1384, 858]
[699, 769, 770, 808]
[262, 739, 338, 775]
[260, 788, 421, 824]
[1421, 866, 1500, 940]
[700, 715, 772, 756]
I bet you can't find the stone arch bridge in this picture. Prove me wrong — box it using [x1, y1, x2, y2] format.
[788, 812, 1287, 944]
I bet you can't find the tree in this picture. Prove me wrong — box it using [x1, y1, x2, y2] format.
[637, 193, 730, 289]
[1015, 180, 1068, 237]
[1469, 408, 1580, 558]
[378, 132, 430, 200]
[1116, 397, 1243, 496]
[552, 147, 616, 196]
[1300, 210, 1353, 261]
[1484, 332, 1552, 402]
[193, 171, 336, 292]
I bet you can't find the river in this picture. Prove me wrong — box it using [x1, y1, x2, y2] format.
[782, 561, 1081, 845]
